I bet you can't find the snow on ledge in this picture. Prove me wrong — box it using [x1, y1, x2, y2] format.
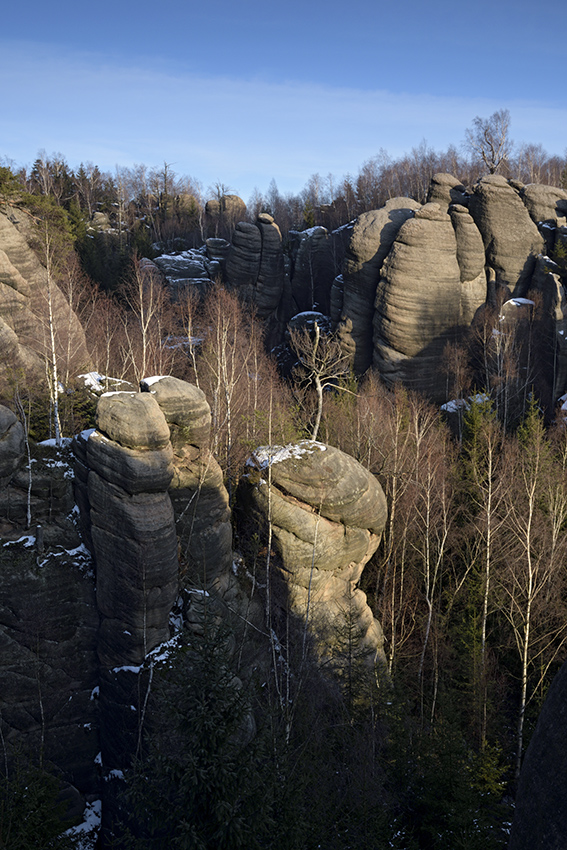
[248, 441, 327, 470]
[141, 375, 169, 387]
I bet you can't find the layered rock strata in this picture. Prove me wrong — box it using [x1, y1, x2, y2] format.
[339, 198, 421, 374]
[239, 441, 388, 666]
[372, 202, 486, 400]
[225, 213, 286, 318]
[0, 205, 89, 388]
[468, 174, 544, 295]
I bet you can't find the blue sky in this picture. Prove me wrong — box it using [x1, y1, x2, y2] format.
[1, 0, 565, 203]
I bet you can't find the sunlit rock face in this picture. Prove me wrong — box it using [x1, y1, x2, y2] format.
[468, 174, 544, 295]
[0, 206, 90, 389]
[339, 198, 421, 374]
[238, 440, 388, 667]
[372, 203, 486, 401]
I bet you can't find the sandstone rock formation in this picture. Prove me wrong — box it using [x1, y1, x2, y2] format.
[205, 193, 246, 223]
[0, 405, 24, 487]
[0, 205, 90, 388]
[72, 380, 234, 777]
[0, 421, 99, 809]
[288, 226, 337, 315]
[468, 175, 544, 295]
[426, 172, 467, 209]
[238, 441, 388, 666]
[339, 198, 421, 373]
[509, 659, 567, 850]
[373, 202, 486, 400]
[151, 248, 213, 298]
[520, 183, 567, 227]
[225, 213, 287, 321]
[139, 376, 232, 592]
[78, 391, 178, 668]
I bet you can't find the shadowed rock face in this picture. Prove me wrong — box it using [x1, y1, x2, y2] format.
[509, 659, 567, 850]
[288, 226, 337, 315]
[73, 379, 234, 777]
[226, 213, 286, 318]
[238, 441, 388, 665]
[468, 175, 544, 295]
[372, 203, 486, 401]
[0, 405, 24, 487]
[140, 377, 233, 591]
[0, 410, 99, 805]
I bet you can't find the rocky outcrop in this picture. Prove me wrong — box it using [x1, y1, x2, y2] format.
[509, 659, 567, 850]
[80, 392, 178, 669]
[426, 173, 467, 209]
[530, 254, 567, 399]
[468, 175, 544, 295]
[288, 226, 337, 314]
[0, 421, 99, 810]
[225, 213, 286, 319]
[339, 198, 421, 373]
[373, 203, 486, 400]
[205, 193, 246, 224]
[139, 376, 232, 592]
[72, 380, 236, 767]
[0, 205, 90, 388]
[0, 540, 99, 802]
[238, 441, 388, 666]
[520, 183, 567, 227]
[0, 405, 24, 487]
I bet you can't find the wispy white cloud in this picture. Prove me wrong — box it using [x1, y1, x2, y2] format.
[1, 42, 565, 200]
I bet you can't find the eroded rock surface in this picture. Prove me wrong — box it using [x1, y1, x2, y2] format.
[468, 175, 544, 295]
[510, 660, 567, 850]
[0, 206, 90, 388]
[226, 214, 286, 318]
[288, 226, 337, 315]
[373, 203, 486, 400]
[340, 198, 421, 373]
[238, 441, 387, 665]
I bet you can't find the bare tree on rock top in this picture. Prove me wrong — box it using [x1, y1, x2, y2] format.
[465, 109, 512, 175]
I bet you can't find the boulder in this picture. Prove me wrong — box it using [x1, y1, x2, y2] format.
[239, 441, 387, 664]
[468, 175, 544, 295]
[426, 173, 467, 209]
[340, 198, 421, 373]
[141, 376, 211, 450]
[521, 183, 567, 226]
